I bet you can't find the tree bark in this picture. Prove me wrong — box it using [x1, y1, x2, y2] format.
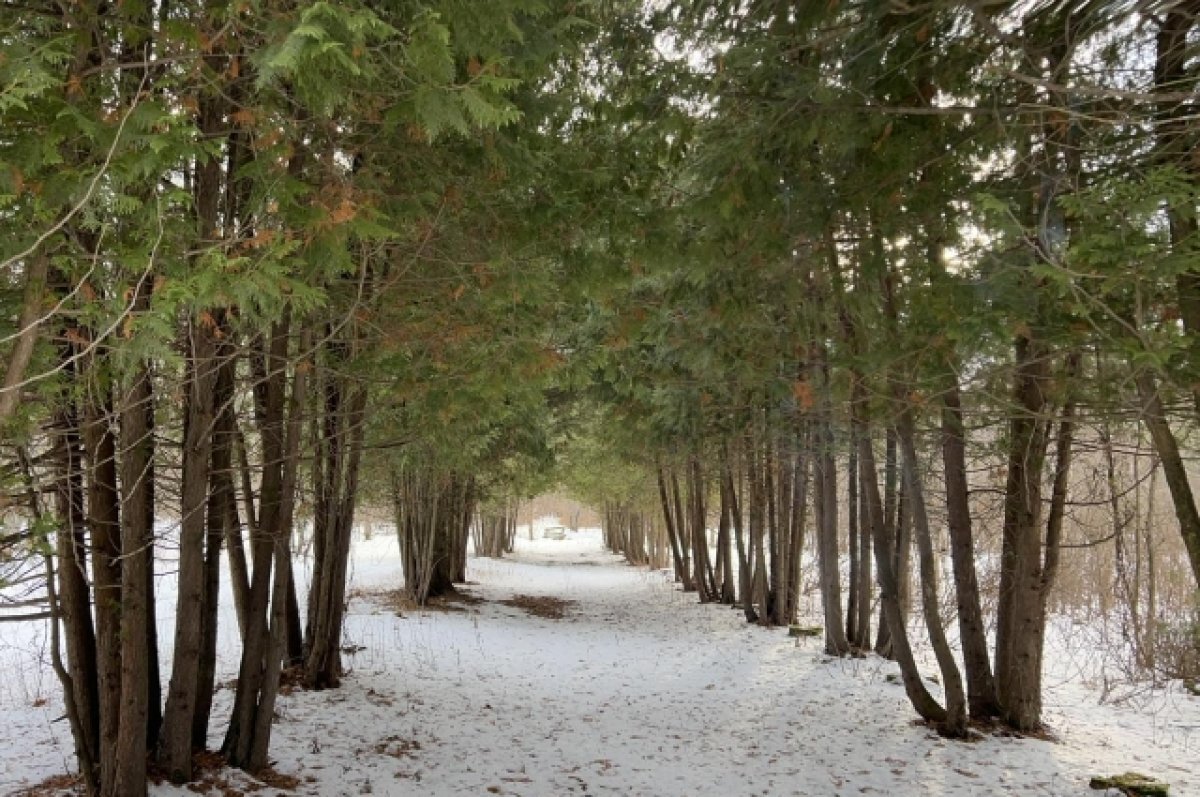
[114, 321, 155, 796]
[896, 402, 968, 736]
[304, 361, 366, 689]
[1134, 371, 1200, 588]
[853, 376, 946, 724]
[50, 399, 100, 791]
[814, 354, 849, 655]
[940, 379, 998, 718]
[656, 465, 691, 589]
[784, 426, 810, 625]
[80, 385, 122, 795]
[194, 335, 237, 750]
[689, 457, 717, 602]
[994, 335, 1052, 732]
[0, 253, 49, 424]
[846, 444, 860, 644]
[160, 316, 220, 781]
[223, 318, 290, 769]
[721, 448, 758, 622]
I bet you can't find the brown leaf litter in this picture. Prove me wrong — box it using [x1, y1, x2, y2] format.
[499, 594, 575, 620]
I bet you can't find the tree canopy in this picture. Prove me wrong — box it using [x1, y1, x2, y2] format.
[3, 1, 1200, 793]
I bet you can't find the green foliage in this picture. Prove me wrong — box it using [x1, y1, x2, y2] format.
[256, 2, 399, 114]
[0, 25, 71, 114]
[3, 0, 1198, 574]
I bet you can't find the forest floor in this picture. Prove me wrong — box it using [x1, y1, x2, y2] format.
[2, 525, 1198, 796]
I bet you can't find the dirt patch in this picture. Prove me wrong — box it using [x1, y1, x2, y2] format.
[144, 752, 300, 796]
[371, 735, 422, 758]
[500, 594, 575, 620]
[350, 586, 483, 616]
[253, 766, 303, 791]
[353, 584, 572, 619]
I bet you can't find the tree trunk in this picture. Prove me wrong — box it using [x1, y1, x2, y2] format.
[854, 451, 871, 650]
[846, 444, 860, 644]
[396, 467, 468, 605]
[114, 335, 155, 796]
[656, 465, 691, 589]
[50, 399, 100, 791]
[748, 441, 771, 623]
[81, 387, 122, 795]
[671, 469, 697, 595]
[194, 337, 237, 750]
[689, 457, 716, 602]
[814, 355, 849, 654]
[18, 443, 98, 797]
[304, 362, 367, 688]
[767, 430, 788, 624]
[784, 426, 810, 625]
[940, 379, 998, 718]
[160, 316, 219, 781]
[1135, 370, 1200, 588]
[853, 376, 946, 724]
[721, 449, 758, 622]
[0, 253, 49, 424]
[994, 335, 1052, 732]
[875, 429, 897, 656]
[223, 419, 252, 639]
[223, 318, 290, 769]
[716, 486, 736, 603]
[896, 402, 968, 737]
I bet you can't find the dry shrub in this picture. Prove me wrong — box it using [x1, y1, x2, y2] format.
[1149, 609, 1200, 683]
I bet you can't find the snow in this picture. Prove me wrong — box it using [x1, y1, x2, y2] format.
[2, 523, 1197, 796]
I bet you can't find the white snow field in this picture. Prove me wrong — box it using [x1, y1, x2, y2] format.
[2, 524, 1198, 796]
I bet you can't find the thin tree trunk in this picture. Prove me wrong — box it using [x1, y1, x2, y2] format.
[656, 465, 690, 588]
[1042, 353, 1079, 610]
[940, 379, 998, 718]
[194, 337, 237, 749]
[160, 316, 220, 781]
[671, 469, 697, 594]
[81, 387, 121, 796]
[0, 253, 49, 423]
[42, 549, 99, 796]
[1135, 371, 1200, 589]
[855, 457, 871, 650]
[897, 403, 968, 736]
[50, 404, 100, 790]
[690, 457, 716, 602]
[784, 427, 810, 625]
[749, 440, 771, 622]
[854, 377, 946, 724]
[223, 319, 289, 768]
[1143, 453, 1160, 669]
[304, 367, 366, 688]
[721, 449, 757, 623]
[814, 357, 849, 654]
[225, 420, 252, 639]
[847, 444, 860, 644]
[994, 335, 1053, 733]
[114, 341, 155, 796]
[876, 429, 897, 656]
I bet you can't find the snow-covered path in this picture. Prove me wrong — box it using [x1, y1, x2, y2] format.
[3, 528, 1198, 796]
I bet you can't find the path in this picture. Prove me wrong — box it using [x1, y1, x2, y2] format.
[3, 528, 1196, 796]
[192, 530, 1191, 796]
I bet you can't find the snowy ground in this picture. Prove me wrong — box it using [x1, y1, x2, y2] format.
[2, 523, 1198, 796]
